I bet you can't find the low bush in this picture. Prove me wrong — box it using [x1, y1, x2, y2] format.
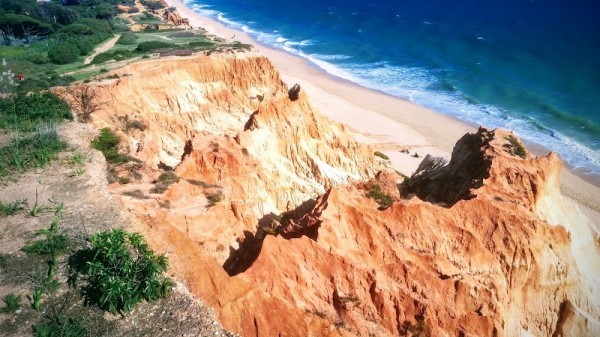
[57, 23, 94, 36]
[135, 40, 176, 53]
[117, 32, 138, 45]
[188, 40, 215, 49]
[90, 52, 114, 64]
[25, 53, 49, 64]
[91, 128, 131, 164]
[69, 229, 173, 314]
[33, 315, 86, 337]
[0, 91, 72, 131]
[48, 41, 80, 64]
[140, 0, 166, 11]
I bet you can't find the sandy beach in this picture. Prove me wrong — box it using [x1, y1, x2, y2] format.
[163, 0, 600, 223]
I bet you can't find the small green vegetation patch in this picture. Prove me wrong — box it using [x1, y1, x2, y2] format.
[69, 229, 173, 314]
[0, 132, 67, 178]
[48, 42, 81, 64]
[33, 316, 86, 337]
[187, 41, 215, 49]
[0, 199, 27, 217]
[368, 183, 393, 210]
[117, 32, 138, 45]
[503, 135, 527, 159]
[151, 171, 180, 194]
[374, 151, 390, 160]
[0, 92, 72, 131]
[91, 128, 131, 164]
[0, 293, 21, 314]
[135, 41, 177, 53]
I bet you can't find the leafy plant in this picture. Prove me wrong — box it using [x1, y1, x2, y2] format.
[0, 198, 27, 216]
[0, 293, 21, 314]
[32, 289, 43, 311]
[21, 218, 69, 256]
[69, 229, 173, 314]
[33, 315, 86, 337]
[91, 128, 131, 164]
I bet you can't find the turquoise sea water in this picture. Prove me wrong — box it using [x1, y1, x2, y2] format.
[183, 0, 600, 179]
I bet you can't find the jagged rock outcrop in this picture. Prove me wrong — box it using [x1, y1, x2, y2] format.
[162, 9, 190, 26]
[70, 54, 600, 337]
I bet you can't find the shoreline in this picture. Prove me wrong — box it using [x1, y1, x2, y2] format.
[163, 0, 600, 222]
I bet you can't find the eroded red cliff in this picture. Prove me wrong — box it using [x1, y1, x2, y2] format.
[67, 54, 600, 336]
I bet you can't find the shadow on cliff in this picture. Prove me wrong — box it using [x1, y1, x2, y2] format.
[223, 198, 320, 276]
[401, 127, 493, 207]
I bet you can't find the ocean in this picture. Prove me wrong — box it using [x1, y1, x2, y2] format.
[183, 0, 600, 179]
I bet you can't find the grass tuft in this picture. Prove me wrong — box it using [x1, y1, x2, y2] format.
[0, 293, 21, 314]
[0, 132, 67, 178]
[0, 199, 28, 216]
[368, 184, 393, 210]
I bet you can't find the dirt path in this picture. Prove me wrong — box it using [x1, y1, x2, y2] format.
[84, 35, 121, 65]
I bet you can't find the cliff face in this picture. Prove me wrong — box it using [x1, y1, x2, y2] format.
[72, 54, 599, 337]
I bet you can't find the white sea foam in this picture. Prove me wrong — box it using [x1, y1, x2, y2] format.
[185, 1, 600, 178]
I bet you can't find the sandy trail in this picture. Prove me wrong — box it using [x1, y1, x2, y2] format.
[84, 35, 121, 65]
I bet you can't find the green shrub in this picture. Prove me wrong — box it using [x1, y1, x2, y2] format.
[57, 23, 94, 36]
[0, 293, 21, 314]
[94, 3, 115, 20]
[75, 18, 112, 36]
[33, 316, 86, 337]
[71, 36, 95, 55]
[25, 53, 49, 64]
[374, 151, 389, 160]
[69, 229, 173, 314]
[0, 14, 52, 39]
[48, 42, 80, 64]
[368, 183, 393, 210]
[140, 0, 166, 10]
[90, 52, 115, 64]
[0, 91, 72, 131]
[117, 32, 138, 45]
[135, 41, 176, 53]
[91, 128, 131, 164]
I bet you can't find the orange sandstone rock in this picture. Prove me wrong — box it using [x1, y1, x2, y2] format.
[66, 54, 599, 337]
